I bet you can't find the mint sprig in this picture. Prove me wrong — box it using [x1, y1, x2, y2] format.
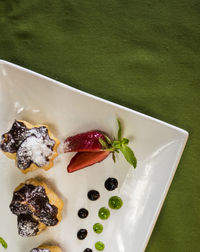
[117, 119, 122, 141]
[99, 119, 137, 168]
[120, 144, 137, 168]
[0, 237, 8, 249]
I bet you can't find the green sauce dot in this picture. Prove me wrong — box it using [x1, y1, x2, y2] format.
[93, 223, 103, 234]
[108, 196, 123, 209]
[98, 207, 110, 220]
[95, 241, 105, 251]
[0, 237, 8, 249]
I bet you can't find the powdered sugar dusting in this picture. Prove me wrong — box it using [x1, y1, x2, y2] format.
[18, 136, 53, 167]
[16, 126, 55, 170]
[17, 214, 39, 237]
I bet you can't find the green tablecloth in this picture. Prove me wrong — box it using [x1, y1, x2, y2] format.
[0, 1, 199, 251]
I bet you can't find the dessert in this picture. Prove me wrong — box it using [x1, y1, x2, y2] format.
[30, 245, 62, 252]
[64, 120, 137, 173]
[0, 120, 60, 173]
[9, 178, 64, 237]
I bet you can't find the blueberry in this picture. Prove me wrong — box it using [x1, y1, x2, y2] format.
[77, 229, 88, 240]
[78, 208, 89, 219]
[84, 249, 93, 252]
[87, 190, 100, 201]
[104, 177, 118, 191]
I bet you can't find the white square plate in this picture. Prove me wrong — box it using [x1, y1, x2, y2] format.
[0, 60, 188, 252]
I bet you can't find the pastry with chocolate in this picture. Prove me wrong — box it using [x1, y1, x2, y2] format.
[10, 178, 64, 237]
[0, 120, 60, 173]
[30, 245, 62, 252]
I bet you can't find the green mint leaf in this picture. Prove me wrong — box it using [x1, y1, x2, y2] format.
[113, 140, 120, 145]
[99, 138, 108, 149]
[104, 135, 112, 144]
[122, 138, 129, 145]
[117, 119, 122, 141]
[112, 140, 121, 149]
[0, 237, 8, 249]
[120, 144, 137, 168]
[112, 152, 116, 162]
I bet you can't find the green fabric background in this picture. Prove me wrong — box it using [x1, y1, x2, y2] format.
[0, 0, 199, 251]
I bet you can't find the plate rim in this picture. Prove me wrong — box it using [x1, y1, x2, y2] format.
[0, 59, 189, 138]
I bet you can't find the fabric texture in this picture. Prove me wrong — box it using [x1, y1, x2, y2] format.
[0, 0, 199, 251]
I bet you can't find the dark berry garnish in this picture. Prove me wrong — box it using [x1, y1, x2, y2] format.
[104, 177, 118, 191]
[87, 190, 100, 201]
[84, 249, 93, 252]
[77, 229, 88, 240]
[78, 208, 89, 219]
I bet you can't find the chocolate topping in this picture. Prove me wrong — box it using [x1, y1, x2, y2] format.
[0, 121, 27, 153]
[10, 183, 59, 236]
[0, 121, 55, 170]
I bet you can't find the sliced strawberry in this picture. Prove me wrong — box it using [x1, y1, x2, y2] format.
[65, 119, 137, 173]
[67, 151, 110, 173]
[64, 130, 111, 152]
